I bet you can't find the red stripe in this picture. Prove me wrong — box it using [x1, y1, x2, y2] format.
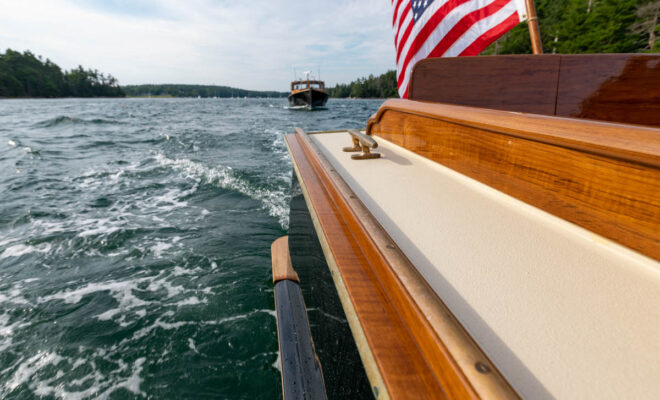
[397, 0, 472, 88]
[459, 11, 519, 56]
[397, 0, 516, 94]
[392, 0, 404, 27]
[395, 7, 415, 63]
[426, 0, 512, 59]
[394, 4, 411, 49]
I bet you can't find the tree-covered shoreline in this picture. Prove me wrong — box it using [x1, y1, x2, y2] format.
[327, 70, 398, 99]
[121, 84, 287, 98]
[0, 49, 124, 98]
[330, 0, 658, 99]
[2, 1, 656, 100]
[484, 0, 658, 55]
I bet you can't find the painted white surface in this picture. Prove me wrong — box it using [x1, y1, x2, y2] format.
[311, 132, 660, 400]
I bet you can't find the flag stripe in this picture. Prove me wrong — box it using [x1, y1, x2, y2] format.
[396, 0, 459, 65]
[395, 8, 414, 63]
[393, 0, 404, 27]
[456, 8, 520, 56]
[398, 0, 509, 94]
[394, 4, 412, 49]
[392, 0, 524, 98]
[429, 0, 514, 59]
[397, 0, 483, 89]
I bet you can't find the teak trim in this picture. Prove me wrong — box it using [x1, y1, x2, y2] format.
[285, 128, 519, 399]
[367, 99, 660, 168]
[366, 99, 660, 261]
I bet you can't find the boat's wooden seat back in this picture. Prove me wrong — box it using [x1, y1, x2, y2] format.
[409, 54, 660, 127]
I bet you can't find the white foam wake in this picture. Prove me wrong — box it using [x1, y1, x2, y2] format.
[0, 243, 52, 259]
[154, 153, 290, 228]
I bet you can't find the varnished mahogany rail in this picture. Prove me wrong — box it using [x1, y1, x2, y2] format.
[285, 128, 519, 399]
[367, 99, 660, 261]
[409, 54, 660, 127]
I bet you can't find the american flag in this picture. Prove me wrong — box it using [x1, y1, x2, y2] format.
[392, 0, 527, 98]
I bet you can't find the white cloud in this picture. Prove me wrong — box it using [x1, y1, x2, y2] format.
[0, 0, 395, 90]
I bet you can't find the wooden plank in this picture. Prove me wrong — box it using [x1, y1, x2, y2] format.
[285, 129, 521, 399]
[556, 54, 660, 127]
[367, 99, 660, 262]
[272, 236, 299, 283]
[409, 55, 560, 115]
[408, 54, 660, 127]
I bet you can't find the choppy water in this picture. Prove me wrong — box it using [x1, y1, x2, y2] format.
[0, 98, 383, 399]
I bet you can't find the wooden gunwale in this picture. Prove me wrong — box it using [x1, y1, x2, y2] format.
[367, 99, 660, 168]
[285, 128, 520, 399]
[367, 99, 660, 261]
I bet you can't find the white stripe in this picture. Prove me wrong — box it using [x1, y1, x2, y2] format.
[443, 3, 519, 57]
[397, 0, 495, 73]
[395, 12, 413, 50]
[395, 0, 452, 72]
[393, 0, 407, 29]
[512, 0, 527, 20]
[398, 0, 498, 93]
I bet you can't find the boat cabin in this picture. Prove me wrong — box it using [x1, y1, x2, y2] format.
[290, 80, 325, 92]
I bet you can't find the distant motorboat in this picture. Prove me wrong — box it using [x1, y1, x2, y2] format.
[288, 72, 328, 110]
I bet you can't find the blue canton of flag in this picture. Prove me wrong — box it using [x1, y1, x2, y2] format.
[411, 0, 431, 22]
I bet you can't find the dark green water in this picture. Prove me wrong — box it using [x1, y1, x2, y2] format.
[0, 98, 383, 399]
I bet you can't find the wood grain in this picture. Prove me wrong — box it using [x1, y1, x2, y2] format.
[410, 55, 560, 115]
[409, 54, 660, 127]
[367, 99, 660, 261]
[271, 236, 299, 283]
[286, 128, 522, 399]
[556, 54, 660, 127]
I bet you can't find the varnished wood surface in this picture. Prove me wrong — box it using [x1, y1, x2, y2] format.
[271, 236, 299, 283]
[410, 55, 559, 115]
[285, 129, 520, 399]
[557, 55, 660, 126]
[367, 99, 660, 261]
[409, 54, 660, 127]
[524, 0, 543, 54]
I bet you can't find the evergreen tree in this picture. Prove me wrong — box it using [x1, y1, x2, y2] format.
[630, 1, 660, 51]
[484, 0, 654, 55]
[0, 49, 124, 98]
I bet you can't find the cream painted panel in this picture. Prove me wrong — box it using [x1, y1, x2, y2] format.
[310, 132, 660, 400]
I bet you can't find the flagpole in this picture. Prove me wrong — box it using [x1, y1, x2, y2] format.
[524, 0, 543, 54]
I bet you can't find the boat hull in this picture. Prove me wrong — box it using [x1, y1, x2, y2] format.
[288, 89, 328, 109]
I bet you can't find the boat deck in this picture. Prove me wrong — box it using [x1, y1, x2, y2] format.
[306, 130, 660, 399]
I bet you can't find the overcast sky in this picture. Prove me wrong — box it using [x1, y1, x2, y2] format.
[0, 0, 395, 90]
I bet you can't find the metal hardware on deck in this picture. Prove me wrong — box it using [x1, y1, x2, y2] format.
[344, 129, 380, 160]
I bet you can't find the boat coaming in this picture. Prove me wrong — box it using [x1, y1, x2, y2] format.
[273, 54, 660, 399]
[282, 115, 660, 399]
[284, 128, 518, 399]
[288, 88, 329, 109]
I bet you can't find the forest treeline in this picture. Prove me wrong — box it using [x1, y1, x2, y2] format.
[0, 49, 124, 98]
[485, 0, 658, 54]
[2, 0, 657, 99]
[327, 70, 398, 98]
[330, 0, 658, 98]
[121, 84, 287, 98]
